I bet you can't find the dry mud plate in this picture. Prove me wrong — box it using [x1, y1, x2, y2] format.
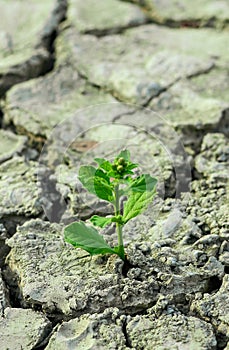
[0, 0, 228, 349]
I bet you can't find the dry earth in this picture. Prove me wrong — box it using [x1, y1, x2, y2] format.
[0, 0, 228, 349]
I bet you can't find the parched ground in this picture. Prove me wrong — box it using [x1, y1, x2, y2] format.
[0, 0, 228, 349]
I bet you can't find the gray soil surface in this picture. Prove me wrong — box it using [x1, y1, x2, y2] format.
[0, 0, 228, 349]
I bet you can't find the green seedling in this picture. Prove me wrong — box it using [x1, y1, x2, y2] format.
[64, 150, 157, 261]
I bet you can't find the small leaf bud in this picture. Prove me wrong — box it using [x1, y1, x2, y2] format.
[117, 165, 124, 173]
[118, 157, 126, 166]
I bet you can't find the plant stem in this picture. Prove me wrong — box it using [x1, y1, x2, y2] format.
[114, 185, 125, 261]
[117, 223, 124, 260]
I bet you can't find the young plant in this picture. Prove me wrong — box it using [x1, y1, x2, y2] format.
[64, 150, 157, 261]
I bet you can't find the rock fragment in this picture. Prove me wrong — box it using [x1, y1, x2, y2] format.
[5, 219, 225, 321]
[46, 307, 128, 350]
[126, 311, 217, 350]
[0, 0, 67, 96]
[3, 66, 121, 140]
[5, 219, 160, 318]
[68, 0, 148, 35]
[122, 0, 229, 28]
[195, 133, 229, 179]
[0, 157, 42, 218]
[191, 274, 229, 347]
[0, 307, 52, 350]
[149, 82, 228, 147]
[0, 130, 27, 163]
[190, 66, 229, 102]
[186, 178, 228, 249]
[63, 24, 228, 105]
[46, 306, 218, 350]
[116, 80, 228, 152]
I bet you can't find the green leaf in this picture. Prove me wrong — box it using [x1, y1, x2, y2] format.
[94, 158, 112, 173]
[123, 188, 156, 223]
[117, 149, 130, 161]
[129, 174, 157, 193]
[94, 157, 107, 166]
[126, 163, 138, 170]
[94, 177, 114, 202]
[64, 221, 116, 256]
[95, 167, 109, 180]
[79, 165, 114, 202]
[90, 215, 113, 228]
